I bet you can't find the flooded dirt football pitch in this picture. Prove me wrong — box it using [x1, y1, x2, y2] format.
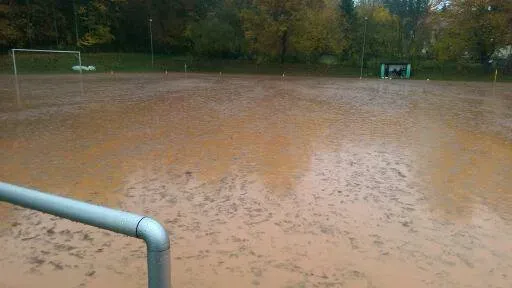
[1, 73, 512, 288]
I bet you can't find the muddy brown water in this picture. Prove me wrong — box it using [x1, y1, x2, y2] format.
[1, 73, 512, 287]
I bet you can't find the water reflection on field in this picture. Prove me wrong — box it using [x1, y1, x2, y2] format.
[1, 74, 511, 287]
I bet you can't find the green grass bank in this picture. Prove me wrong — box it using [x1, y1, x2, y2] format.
[1, 53, 510, 82]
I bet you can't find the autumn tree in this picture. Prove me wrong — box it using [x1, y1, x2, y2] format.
[241, 0, 301, 63]
[433, 0, 511, 64]
[0, 0, 510, 74]
[291, 0, 345, 61]
[78, 0, 117, 47]
[355, 4, 401, 61]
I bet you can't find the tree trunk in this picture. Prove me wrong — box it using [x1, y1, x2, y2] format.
[280, 29, 288, 64]
[479, 45, 490, 65]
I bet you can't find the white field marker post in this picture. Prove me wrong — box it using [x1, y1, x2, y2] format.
[493, 69, 498, 97]
[283, 72, 287, 95]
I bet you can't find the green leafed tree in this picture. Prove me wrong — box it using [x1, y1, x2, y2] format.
[340, 0, 355, 19]
[0, 3, 16, 48]
[187, 6, 246, 58]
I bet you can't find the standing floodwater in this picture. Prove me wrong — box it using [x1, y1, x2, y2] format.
[1, 74, 512, 287]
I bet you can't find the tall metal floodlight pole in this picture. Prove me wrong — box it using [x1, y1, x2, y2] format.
[360, 17, 368, 79]
[149, 18, 154, 68]
[73, 0, 79, 48]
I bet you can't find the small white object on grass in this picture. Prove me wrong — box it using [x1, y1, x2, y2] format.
[427, 78, 430, 81]
[72, 65, 96, 71]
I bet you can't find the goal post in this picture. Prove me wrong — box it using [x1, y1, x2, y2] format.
[10, 48, 84, 108]
[11, 48, 82, 76]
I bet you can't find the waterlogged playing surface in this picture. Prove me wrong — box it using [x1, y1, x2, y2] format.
[1, 74, 512, 287]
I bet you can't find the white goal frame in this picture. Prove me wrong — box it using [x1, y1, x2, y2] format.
[11, 48, 82, 76]
[10, 48, 83, 107]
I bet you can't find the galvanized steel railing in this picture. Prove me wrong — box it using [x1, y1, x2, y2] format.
[0, 182, 170, 288]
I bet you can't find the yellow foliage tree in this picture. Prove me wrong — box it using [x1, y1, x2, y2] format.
[291, 0, 346, 60]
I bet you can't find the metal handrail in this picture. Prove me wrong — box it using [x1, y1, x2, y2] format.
[0, 182, 170, 288]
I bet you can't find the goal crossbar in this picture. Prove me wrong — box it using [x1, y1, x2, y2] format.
[11, 48, 82, 76]
[12, 48, 80, 54]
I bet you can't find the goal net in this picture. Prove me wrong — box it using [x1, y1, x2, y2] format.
[11, 49, 83, 108]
